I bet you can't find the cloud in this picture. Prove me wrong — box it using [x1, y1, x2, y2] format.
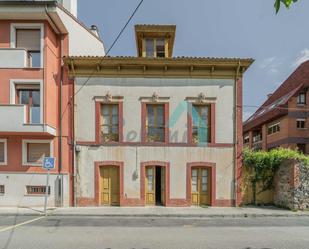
[293, 49, 309, 67]
[258, 57, 281, 74]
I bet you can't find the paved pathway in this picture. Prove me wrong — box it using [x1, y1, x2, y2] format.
[0, 206, 308, 217]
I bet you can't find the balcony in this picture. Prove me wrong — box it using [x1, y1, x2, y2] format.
[0, 105, 56, 136]
[0, 48, 28, 68]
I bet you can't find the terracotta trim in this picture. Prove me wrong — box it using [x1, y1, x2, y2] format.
[95, 101, 124, 145]
[140, 161, 170, 206]
[215, 199, 235, 207]
[210, 103, 216, 143]
[141, 102, 169, 144]
[236, 78, 243, 207]
[94, 161, 124, 206]
[187, 102, 215, 144]
[186, 162, 216, 206]
[141, 102, 147, 143]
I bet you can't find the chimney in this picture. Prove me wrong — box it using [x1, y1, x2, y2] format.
[90, 25, 100, 38]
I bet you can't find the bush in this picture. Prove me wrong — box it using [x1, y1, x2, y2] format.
[243, 148, 309, 204]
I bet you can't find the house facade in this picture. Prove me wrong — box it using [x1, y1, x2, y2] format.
[244, 61, 309, 154]
[0, 0, 105, 206]
[65, 25, 253, 207]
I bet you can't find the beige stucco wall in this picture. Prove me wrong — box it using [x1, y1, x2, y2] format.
[75, 77, 236, 203]
[76, 146, 234, 201]
[75, 77, 235, 144]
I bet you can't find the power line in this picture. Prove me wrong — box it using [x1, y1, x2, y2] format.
[61, 0, 144, 119]
[242, 104, 309, 112]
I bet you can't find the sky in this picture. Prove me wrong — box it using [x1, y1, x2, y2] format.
[78, 0, 309, 120]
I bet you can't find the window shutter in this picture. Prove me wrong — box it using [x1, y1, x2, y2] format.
[27, 143, 50, 163]
[0, 142, 4, 162]
[16, 29, 40, 51]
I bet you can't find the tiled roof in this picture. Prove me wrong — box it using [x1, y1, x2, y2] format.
[244, 60, 309, 131]
[66, 55, 253, 61]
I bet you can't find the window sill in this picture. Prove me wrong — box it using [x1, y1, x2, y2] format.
[296, 104, 306, 107]
[24, 194, 49, 197]
[297, 128, 307, 130]
[22, 163, 42, 167]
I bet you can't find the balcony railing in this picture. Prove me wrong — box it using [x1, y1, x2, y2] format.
[0, 105, 56, 135]
[0, 48, 28, 68]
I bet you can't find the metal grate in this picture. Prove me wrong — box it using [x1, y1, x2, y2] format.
[26, 185, 50, 195]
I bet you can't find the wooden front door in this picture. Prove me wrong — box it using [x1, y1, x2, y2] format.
[191, 168, 210, 206]
[145, 166, 155, 205]
[100, 166, 120, 206]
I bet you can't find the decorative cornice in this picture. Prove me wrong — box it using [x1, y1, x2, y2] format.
[64, 56, 254, 79]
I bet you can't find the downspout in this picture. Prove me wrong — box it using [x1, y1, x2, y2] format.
[71, 59, 77, 207]
[234, 61, 241, 207]
[45, 6, 63, 206]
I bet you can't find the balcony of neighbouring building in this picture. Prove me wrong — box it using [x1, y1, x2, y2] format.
[0, 105, 56, 136]
[0, 48, 28, 68]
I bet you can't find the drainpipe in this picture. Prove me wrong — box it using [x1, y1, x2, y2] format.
[45, 6, 63, 206]
[234, 61, 241, 207]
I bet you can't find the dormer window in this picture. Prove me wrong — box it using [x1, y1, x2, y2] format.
[145, 38, 166, 58]
[135, 25, 176, 58]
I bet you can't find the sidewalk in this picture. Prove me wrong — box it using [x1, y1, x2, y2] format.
[0, 206, 309, 218]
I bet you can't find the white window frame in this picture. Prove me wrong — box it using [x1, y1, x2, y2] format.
[296, 118, 306, 129]
[268, 122, 280, 135]
[10, 23, 44, 68]
[10, 79, 44, 124]
[0, 139, 8, 166]
[22, 139, 53, 166]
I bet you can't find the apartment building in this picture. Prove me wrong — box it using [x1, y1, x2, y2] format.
[244, 61, 309, 154]
[65, 25, 253, 207]
[0, 0, 105, 206]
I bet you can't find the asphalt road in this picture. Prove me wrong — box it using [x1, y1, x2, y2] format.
[0, 215, 309, 249]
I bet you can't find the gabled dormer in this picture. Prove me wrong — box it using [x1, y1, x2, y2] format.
[135, 24, 176, 58]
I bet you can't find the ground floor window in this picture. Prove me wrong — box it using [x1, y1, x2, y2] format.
[297, 144, 306, 154]
[0, 185, 4, 195]
[26, 185, 50, 195]
[0, 139, 7, 165]
[22, 140, 52, 166]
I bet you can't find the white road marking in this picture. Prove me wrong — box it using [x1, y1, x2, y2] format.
[0, 216, 45, 233]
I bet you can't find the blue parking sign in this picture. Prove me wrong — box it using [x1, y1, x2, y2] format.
[43, 157, 55, 170]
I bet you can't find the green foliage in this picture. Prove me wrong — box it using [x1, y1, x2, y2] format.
[243, 148, 309, 204]
[275, 0, 299, 13]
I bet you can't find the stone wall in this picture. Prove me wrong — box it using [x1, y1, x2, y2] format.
[274, 160, 309, 210]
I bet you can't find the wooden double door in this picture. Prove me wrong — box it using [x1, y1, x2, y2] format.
[145, 166, 166, 205]
[191, 167, 211, 206]
[100, 166, 120, 206]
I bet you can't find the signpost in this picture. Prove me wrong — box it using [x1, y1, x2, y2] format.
[43, 157, 55, 216]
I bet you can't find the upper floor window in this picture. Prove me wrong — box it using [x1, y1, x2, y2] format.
[268, 123, 280, 135]
[297, 92, 306, 105]
[145, 38, 166, 58]
[16, 85, 40, 124]
[297, 119, 306, 129]
[100, 104, 119, 142]
[146, 104, 165, 142]
[191, 105, 211, 143]
[16, 29, 41, 67]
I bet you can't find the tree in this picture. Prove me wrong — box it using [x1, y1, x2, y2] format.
[275, 0, 298, 13]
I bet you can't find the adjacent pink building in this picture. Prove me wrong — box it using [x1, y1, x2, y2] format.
[0, 0, 104, 206]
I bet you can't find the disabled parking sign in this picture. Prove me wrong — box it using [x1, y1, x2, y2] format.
[43, 157, 55, 170]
